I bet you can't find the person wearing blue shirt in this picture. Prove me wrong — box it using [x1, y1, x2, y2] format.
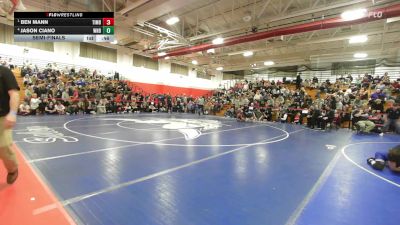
[368, 145, 400, 172]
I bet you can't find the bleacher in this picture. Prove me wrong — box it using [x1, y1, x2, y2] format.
[1, 53, 119, 103]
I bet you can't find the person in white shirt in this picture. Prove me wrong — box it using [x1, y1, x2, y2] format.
[30, 93, 41, 115]
[55, 102, 66, 115]
[97, 98, 107, 114]
[18, 102, 30, 116]
[253, 90, 261, 101]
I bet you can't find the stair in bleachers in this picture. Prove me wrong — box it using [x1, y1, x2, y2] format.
[12, 68, 25, 102]
[215, 103, 231, 116]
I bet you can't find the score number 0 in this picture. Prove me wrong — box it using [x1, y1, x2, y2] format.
[102, 18, 114, 35]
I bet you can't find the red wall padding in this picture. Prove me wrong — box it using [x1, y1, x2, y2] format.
[127, 81, 214, 97]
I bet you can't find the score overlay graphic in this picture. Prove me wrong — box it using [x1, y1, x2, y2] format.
[14, 12, 114, 42]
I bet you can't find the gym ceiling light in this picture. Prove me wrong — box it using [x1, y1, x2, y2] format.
[207, 49, 215, 53]
[341, 8, 367, 21]
[354, 53, 368, 58]
[264, 61, 275, 66]
[157, 52, 167, 57]
[212, 37, 224, 45]
[166, 17, 180, 25]
[243, 51, 253, 57]
[349, 35, 368, 44]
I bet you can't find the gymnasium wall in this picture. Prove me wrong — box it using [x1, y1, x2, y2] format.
[126, 81, 213, 97]
[0, 42, 223, 91]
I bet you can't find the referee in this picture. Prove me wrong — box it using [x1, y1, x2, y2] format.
[0, 65, 20, 184]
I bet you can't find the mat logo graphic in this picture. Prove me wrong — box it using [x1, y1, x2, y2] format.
[325, 144, 337, 150]
[103, 118, 222, 140]
[17, 126, 78, 143]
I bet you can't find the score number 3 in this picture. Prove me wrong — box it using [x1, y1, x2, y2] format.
[102, 18, 114, 26]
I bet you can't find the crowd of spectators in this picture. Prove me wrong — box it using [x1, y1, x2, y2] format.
[4, 59, 400, 134]
[0, 56, 14, 69]
[219, 73, 400, 134]
[13, 62, 223, 117]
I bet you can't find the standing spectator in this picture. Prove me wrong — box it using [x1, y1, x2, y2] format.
[383, 103, 400, 133]
[0, 65, 20, 184]
[197, 96, 205, 115]
[296, 73, 302, 89]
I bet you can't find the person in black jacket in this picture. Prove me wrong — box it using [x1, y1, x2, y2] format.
[383, 103, 400, 133]
[296, 73, 302, 89]
[320, 107, 335, 130]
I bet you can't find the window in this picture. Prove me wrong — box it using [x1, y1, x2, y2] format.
[132, 54, 159, 70]
[223, 72, 244, 80]
[171, 63, 188, 75]
[0, 24, 54, 52]
[197, 70, 212, 80]
[332, 60, 376, 76]
[263, 66, 298, 79]
[80, 42, 117, 63]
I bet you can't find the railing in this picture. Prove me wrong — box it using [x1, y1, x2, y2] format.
[0, 53, 115, 77]
[242, 68, 400, 84]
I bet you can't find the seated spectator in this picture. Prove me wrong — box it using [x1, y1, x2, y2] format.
[38, 98, 47, 115]
[131, 101, 139, 113]
[332, 110, 342, 129]
[236, 107, 245, 122]
[23, 74, 31, 86]
[392, 81, 399, 94]
[352, 106, 367, 129]
[45, 101, 57, 114]
[382, 72, 390, 85]
[97, 98, 107, 114]
[244, 103, 256, 120]
[148, 103, 157, 113]
[370, 89, 385, 101]
[30, 93, 41, 115]
[370, 99, 384, 113]
[318, 107, 334, 130]
[291, 112, 300, 124]
[55, 101, 66, 115]
[123, 103, 132, 113]
[225, 106, 236, 118]
[18, 101, 31, 116]
[280, 111, 288, 123]
[354, 108, 376, 133]
[67, 102, 79, 115]
[84, 101, 96, 114]
[308, 106, 321, 129]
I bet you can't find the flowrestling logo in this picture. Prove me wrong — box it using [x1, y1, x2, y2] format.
[102, 118, 222, 140]
[17, 126, 78, 143]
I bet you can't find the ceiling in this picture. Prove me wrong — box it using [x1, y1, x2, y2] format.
[2, 0, 400, 73]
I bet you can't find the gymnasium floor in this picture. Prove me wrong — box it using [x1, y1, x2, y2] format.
[1, 113, 399, 225]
